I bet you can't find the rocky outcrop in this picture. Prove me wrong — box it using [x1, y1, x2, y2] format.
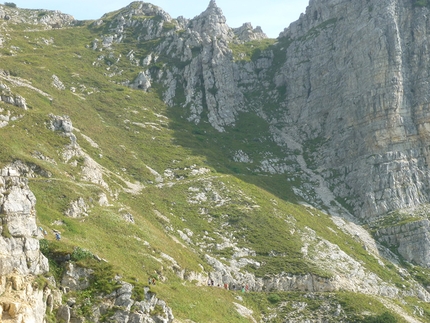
[59, 264, 175, 323]
[0, 82, 28, 110]
[0, 4, 75, 27]
[64, 197, 89, 218]
[49, 114, 76, 145]
[0, 163, 51, 323]
[51, 74, 66, 90]
[94, 1, 173, 46]
[233, 23, 267, 42]
[49, 114, 109, 189]
[0, 163, 49, 275]
[376, 220, 430, 267]
[0, 273, 54, 323]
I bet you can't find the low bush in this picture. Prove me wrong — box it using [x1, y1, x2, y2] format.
[4, 2, 17, 8]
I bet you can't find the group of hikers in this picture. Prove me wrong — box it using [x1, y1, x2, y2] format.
[207, 279, 249, 293]
[39, 226, 61, 240]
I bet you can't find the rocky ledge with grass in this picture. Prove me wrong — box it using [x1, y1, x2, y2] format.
[57, 261, 175, 323]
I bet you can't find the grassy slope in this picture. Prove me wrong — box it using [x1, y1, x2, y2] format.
[0, 14, 428, 322]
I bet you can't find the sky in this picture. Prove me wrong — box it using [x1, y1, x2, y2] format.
[10, 0, 310, 38]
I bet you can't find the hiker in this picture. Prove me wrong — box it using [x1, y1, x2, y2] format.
[241, 286, 245, 293]
[152, 277, 156, 285]
[148, 278, 152, 285]
[55, 232, 61, 240]
[211, 279, 214, 286]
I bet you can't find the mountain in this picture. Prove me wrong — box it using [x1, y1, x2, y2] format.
[2, 0, 430, 322]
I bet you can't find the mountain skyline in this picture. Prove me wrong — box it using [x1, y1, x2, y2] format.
[9, 0, 309, 38]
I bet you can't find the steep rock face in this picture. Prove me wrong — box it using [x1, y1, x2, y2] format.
[376, 220, 430, 267]
[0, 163, 48, 275]
[165, 0, 246, 131]
[0, 162, 50, 323]
[271, 0, 430, 219]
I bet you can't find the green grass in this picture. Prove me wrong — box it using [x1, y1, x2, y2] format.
[229, 38, 276, 62]
[243, 291, 406, 322]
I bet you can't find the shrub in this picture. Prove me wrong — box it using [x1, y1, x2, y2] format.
[71, 247, 93, 262]
[4, 2, 17, 8]
[267, 293, 281, 304]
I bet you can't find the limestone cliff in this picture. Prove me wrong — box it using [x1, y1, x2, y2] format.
[272, 0, 430, 220]
[0, 163, 49, 323]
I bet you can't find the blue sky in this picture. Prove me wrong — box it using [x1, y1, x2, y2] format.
[11, 0, 309, 38]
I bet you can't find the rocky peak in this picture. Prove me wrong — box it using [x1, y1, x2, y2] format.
[233, 23, 268, 41]
[190, 0, 235, 41]
[121, 1, 171, 22]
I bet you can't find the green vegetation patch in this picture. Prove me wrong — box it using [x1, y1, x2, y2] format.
[229, 38, 276, 62]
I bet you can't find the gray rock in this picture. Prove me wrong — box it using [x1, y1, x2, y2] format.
[61, 262, 93, 291]
[52, 75, 65, 90]
[376, 220, 430, 267]
[14, 95, 27, 109]
[49, 114, 73, 133]
[233, 23, 267, 42]
[131, 71, 152, 91]
[64, 197, 89, 218]
[0, 163, 49, 276]
[56, 305, 71, 323]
